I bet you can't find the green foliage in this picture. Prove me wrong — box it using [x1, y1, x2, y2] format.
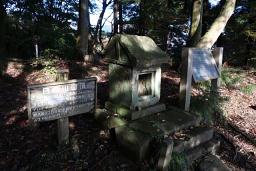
[31, 56, 57, 76]
[221, 67, 244, 89]
[169, 152, 188, 171]
[191, 81, 228, 124]
[2, 0, 77, 59]
[239, 85, 256, 94]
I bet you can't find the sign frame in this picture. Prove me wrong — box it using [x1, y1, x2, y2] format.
[179, 47, 223, 112]
[190, 48, 220, 83]
[27, 77, 97, 123]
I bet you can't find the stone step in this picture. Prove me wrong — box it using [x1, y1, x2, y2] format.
[113, 107, 201, 161]
[129, 107, 201, 136]
[105, 101, 166, 120]
[185, 139, 220, 166]
[199, 154, 231, 171]
[115, 125, 151, 161]
[173, 126, 214, 153]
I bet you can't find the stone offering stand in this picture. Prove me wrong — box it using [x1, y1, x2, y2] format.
[95, 34, 230, 170]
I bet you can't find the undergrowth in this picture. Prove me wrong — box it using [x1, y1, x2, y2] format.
[169, 152, 188, 171]
[31, 56, 57, 76]
[191, 81, 228, 124]
[191, 66, 252, 124]
[221, 67, 244, 89]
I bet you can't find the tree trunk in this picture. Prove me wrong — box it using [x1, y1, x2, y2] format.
[196, 0, 236, 48]
[113, 0, 118, 34]
[119, 1, 123, 33]
[188, 0, 203, 46]
[138, 1, 145, 35]
[0, 0, 6, 54]
[77, 0, 89, 61]
[93, 0, 111, 47]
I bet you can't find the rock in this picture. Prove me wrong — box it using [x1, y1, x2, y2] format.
[199, 154, 231, 171]
[115, 126, 151, 161]
[157, 139, 174, 171]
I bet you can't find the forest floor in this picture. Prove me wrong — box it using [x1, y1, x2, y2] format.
[0, 58, 255, 170]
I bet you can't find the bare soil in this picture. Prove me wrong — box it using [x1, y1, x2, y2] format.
[0, 59, 255, 170]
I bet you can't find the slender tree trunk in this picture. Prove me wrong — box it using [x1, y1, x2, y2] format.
[138, 1, 144, 35]
[77, 0, 89, 61]
[93, 0, 111, 51]
[196, 0, 236, 48]
[94, 0, 111, 46]
[188, 0, 203, 46]
[88, 9, 93, 55]
[119, 1, 123, 33]
[113, 0, 118, 34]
[0, 0, 6, 54]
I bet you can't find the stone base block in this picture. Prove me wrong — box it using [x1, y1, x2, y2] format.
[115, 126, 151, 161]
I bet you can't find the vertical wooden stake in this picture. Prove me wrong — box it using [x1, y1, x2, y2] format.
[56, 70, 69, 145]
[211, 47, 223, 91]
[179, 48, 193, 112]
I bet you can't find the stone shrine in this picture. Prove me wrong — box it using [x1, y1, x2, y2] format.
[95, 35, 228, 170]
[103, 34, 169, 120]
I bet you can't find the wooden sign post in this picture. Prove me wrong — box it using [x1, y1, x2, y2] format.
[56, 70, 69, 145]
[179, 47, 223, 111]
[27, 72, 97, 145]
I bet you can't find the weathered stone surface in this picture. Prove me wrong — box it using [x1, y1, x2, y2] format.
[185, 139, 220, 166]
[94, 109, 127, 129]
[115, 126, 151, 161]
[199, 154, 231, 171]
[128, 120, 165, 136]
[157, 140, 174, 171]
[142, 107, 200, 135]
[173, 126, 214, 153]
[131, 103, 166, 120]
[109, 64, 132, 108]
[105, 101, 131, 118]
[103, 34, 169, 69]
[106, 102, 166, 120]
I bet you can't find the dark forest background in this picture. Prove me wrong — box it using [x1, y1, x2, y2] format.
[0, 0, 255, 67]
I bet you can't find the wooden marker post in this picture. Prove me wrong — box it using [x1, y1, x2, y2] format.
[27, 72, 97, 146]
[179, 47, 222, 112]
[179, 48, 193, 112]
[211, 47, 223, 91]
[56, 70, 69, 145]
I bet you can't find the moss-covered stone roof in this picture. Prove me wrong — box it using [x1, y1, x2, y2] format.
[103, 34, 169, 68]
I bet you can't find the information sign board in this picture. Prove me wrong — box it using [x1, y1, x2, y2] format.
[27, 78, 97, 122]
[190, 48, 220, 82]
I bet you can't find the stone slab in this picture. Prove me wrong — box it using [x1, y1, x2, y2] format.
[105, 101, 131, 118]
[199, 154, 231, 171]
[95, 109, 127, 129]
[173, 126, 214, 153]
[185, 139, 220, 166]
[131, 103, 166, 120]
[141, 107, 200, 135]
[128, 120, 164, 136]
[105, 101, 166, 120]
[115, 125, 151, 161]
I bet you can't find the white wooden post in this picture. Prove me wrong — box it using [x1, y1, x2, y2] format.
[211, 47, 223, 91]
[35, 43, 38, 58]
[179, 48, 193, 112]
